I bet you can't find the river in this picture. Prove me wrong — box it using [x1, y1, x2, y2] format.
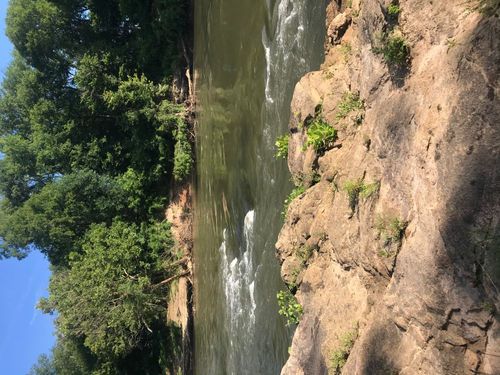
[193, 0, 327, 373]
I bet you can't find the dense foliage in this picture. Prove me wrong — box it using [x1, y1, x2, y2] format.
[0, 0, 192, 373]
[39, 221, 175, 357]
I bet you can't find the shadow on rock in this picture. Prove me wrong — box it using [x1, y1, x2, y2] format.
[438, 14, 500, 308]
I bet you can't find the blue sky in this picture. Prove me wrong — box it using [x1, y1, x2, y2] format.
[0, 1, 56, 374]
[0, 0, 11, 77]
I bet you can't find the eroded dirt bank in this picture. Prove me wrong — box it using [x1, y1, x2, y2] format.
[277, 1, 499, 374]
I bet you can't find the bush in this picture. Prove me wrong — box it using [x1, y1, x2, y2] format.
[275, 134, 290, 159]
[339, 42, 352, 61]
[344, 179, 364, 213]
[277, 289, 303, 325]
[306, 118, 337, 153]
[296, 245, 315, 264]
[387, 217, 407, 241]
[376, 215, 407, 258]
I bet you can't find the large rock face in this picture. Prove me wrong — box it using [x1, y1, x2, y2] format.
[277, 1, 499, 374]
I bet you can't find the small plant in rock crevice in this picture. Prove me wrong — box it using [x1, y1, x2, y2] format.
[275, 134, 290, 159]
[296, 244, 316, 265]
[386, 217, 407, 243]
[305, 117, 337, 154]
[277, 289, 303, 326]
[374, 30, 410, 66]
[359, 181, 380, 199]
[388, 4, 401, 17]
[329, 326, 358, 374]
[446, 38, 459, 53]
[281, 185, 306, 219]
[343, 179, 380, 214]
[386, 1, 401, 27]
[375, 215, 408, 248]
[344, 179, 364, 212]
[288, 266, 302, 290]
[339, 42, 352, 61]
[295, 169, 322, 187]
[336, 91, 365, 123]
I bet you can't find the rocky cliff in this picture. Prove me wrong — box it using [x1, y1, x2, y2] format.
[277, 1, 500, 374]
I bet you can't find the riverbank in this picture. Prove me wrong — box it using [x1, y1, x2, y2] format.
[165, 1, 196, 372]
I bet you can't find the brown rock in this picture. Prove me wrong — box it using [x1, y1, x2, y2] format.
[327, 12, 352, 45]
[278, 0, 500, 374]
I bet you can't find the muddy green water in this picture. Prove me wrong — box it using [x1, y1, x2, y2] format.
[193, 0, 327, 373]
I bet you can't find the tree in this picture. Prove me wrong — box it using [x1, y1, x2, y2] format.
[6, 0, 69, 71]
[28, 354, 56, 375]
[28, 336, 99, 375]
[0, 170, 126, 263]
[2, 0, 192, 371]
[51, 336, 97, 375]
[39, 220, 182, 359]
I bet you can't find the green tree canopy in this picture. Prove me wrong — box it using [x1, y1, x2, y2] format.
[39, 220, 178, 359]
[2, 0, 192, 371]
[28, 354, 56, 375]
[0, 170, 127, 263]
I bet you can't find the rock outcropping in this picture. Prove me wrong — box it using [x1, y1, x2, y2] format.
[277, 1, 499, 374]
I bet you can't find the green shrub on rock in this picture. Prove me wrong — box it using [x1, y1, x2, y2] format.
[306, 118, 337, 153]
[374, 30, 410, 66]
[336, 92, 364, 120]
[375, 215, 407, 245]
[277, 289, 303, 326]
[343, 179, 380, 213]
[330, 327, 358, 374]
[275, 134, 290, 159]
[388, 4, 401, 17]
